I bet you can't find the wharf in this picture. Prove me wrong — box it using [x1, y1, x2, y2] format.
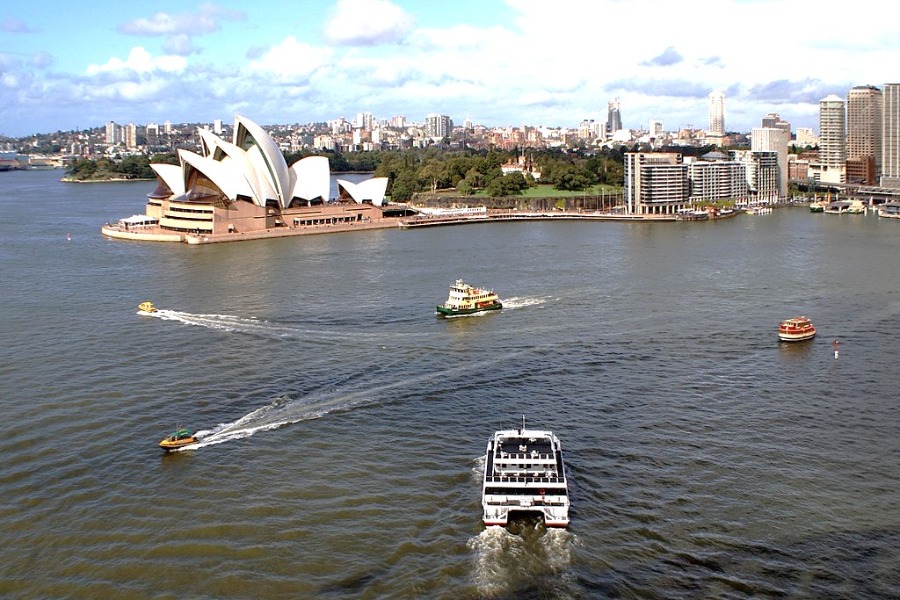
[398, 210, 677, 228]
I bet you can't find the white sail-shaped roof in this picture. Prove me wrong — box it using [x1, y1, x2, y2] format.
[150, 163, 186, 196]
[234, 115, 290, 207]
[179, 150, 254, 201]
[337, 177, 389, 206]
[149, 116, 360, 211]
[289, 156, 330, 202]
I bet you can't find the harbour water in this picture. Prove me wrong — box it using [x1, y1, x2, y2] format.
[1, 169, 898, 599]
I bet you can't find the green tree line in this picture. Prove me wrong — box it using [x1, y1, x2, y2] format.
[65, 153, 178, 181]
[65, 146, 627, 198]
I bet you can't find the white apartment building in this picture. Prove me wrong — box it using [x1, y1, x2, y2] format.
[688, 158, 748, 203]
[882, 83, 900, 188]
[817, 94, 846, 184]
[625, 152, 689, 215]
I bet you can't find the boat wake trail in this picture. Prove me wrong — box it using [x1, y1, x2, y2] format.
[142, 309, 304, 337]
[175, 349, 529, 451]
[141, 309, 434, 342]
[467, 525, 576, 597]
[501, 296, 549, 310]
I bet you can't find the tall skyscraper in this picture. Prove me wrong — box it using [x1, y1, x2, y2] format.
[708, 90, 725, 135]
[606, 98, 622, 135]
[881, 83, 900, 188]
[818, 94, 846, 184]
[846, 85, 882, 184]
[752, 127, 789, 198]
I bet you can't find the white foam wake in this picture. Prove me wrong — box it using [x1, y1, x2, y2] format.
[501, 296, 550, 310]
[170, 348, 528, 451]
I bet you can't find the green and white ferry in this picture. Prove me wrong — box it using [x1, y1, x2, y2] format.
[436, 279, 502, 316]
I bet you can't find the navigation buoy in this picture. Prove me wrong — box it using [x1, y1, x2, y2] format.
[833, 339, 840, 359]
[67, 233, 71, 241]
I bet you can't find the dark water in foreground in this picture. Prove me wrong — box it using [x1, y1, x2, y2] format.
[1, 169, 898, 599]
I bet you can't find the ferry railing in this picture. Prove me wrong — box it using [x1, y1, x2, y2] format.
[484, 475, 564, 484]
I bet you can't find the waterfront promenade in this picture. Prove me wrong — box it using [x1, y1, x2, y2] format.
[102, 207, 695, 243]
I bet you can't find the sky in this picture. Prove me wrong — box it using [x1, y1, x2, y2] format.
[1, 0, 898, 138]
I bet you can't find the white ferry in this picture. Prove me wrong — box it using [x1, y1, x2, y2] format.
[436, 279, 502, 316]
[878, 202, 900, 219]
[481, 418, 569, 528]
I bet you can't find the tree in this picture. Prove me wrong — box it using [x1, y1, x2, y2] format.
[389, 170, 422, 202]
[485, 172, 527, 197]
[553, 165, 592, 191]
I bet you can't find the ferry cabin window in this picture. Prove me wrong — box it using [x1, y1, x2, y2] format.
[485, 487, 566, 496]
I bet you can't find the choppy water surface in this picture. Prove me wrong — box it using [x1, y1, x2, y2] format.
[1, 170, 898, 599]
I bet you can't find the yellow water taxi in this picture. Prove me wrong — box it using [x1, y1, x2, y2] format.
[138, 301, 157, 313]
[159, 427, 198, 451]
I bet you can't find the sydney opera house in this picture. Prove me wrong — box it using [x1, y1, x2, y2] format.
[102, 115, 393, 243]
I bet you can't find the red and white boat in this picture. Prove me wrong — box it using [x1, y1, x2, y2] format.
[778, 316, 816, 342]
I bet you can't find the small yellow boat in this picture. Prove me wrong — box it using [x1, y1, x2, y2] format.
[138, 301, 157, 313]
[159, 427, 198, 451]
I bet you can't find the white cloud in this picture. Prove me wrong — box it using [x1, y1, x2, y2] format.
[86, 47, 187, 76]
[246, 37, 333, 82]
[118, 3, 245, 36]
[324, 0, 414, 45]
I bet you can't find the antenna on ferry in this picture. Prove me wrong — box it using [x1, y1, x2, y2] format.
[521, 414, 525, 432]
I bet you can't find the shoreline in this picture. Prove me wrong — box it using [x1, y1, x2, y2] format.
[101, 206, 749, 244]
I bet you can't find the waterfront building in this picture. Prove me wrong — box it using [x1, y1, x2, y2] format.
[751, 126, 789, 199]
[882, 83, 900, 188]
[847, 85, 882, 184]
[687, 155, 748, 203]
[734, 149, 780, 203]
[625, 152, 689, 215]
[106, 115, 389, 241]
[817, 94, 846, 184]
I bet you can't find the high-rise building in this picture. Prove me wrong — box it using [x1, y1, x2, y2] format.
[761, 113, 791, 136]
[752, 126, 790, 198]
[624, 152, 688, 215]
[105, 121, 119, 144]
[688, 159, 748, 203]
[124, 123, 137, 148]
[606, 98, 622, 135]
[846, 85, 882, 184]
[708, 90, 725, 135]
[146, 122, 159, 147]
[881, 83, 900, 188]
[425, 114, 452, 139]
[818, 94, 846, 184]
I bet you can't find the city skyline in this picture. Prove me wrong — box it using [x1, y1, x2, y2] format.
[1, 0, 897, 138]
